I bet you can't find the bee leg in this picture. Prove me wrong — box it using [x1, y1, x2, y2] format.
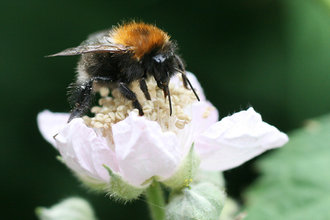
[68, 79, 94, 123]
[174, 55, 189, 89]
[163, 85, 172, 116]
[118, 82, 144, 116]
[68, 76, 114, 123]
[139, 78, 151, 100]
[174, 55, 185, 71]
[155, 79, 172, 116]
[181, 73, 200, 101]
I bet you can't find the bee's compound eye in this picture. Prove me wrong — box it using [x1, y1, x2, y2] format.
[152, 54, 166, 63]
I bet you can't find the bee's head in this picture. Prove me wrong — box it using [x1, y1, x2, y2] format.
[143, 43, 176, 83]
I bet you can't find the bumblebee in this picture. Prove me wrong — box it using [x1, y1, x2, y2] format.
[48, 21, 200, 122]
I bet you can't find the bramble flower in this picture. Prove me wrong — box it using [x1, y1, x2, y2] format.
[38, 72, 288, 200]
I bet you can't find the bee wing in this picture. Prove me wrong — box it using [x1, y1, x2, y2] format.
[80, 28, 113, 46]
[46, 28, 130, 57]
[46, 44, 128, 57]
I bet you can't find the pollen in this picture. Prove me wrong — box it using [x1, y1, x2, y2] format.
[202, 106, 216, 118]
[83, 74, 198, 136]
[184, 179, 193, 188]
[110, 21, 170, 60]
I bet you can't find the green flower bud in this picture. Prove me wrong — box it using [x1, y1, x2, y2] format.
[35, 197, 97, 220]
[165, 182, 226, 220]
[103, 165, 152, 202]
[161, 143, 201, 190]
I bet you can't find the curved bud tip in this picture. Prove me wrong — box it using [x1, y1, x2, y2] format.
[36, 197, 97, 220]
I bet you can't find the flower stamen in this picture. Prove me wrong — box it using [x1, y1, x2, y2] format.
[184, 179, 193, 188]
[83, 75, 198, 135]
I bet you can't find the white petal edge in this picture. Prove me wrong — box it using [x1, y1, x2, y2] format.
[55, 118, 119, 182]
[194, 107, 289, 171]
[113, 112, 181, 186]
[37, 110, 70, 148]
[177, 101, 219, 155]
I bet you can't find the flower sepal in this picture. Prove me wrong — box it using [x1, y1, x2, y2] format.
[103, 165, 152, 202]
[161, 143, 200, 190]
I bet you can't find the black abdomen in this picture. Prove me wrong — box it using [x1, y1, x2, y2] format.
[84, 53, 122, 83]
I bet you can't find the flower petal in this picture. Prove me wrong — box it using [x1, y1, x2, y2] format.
[37, 110, 70, 148]
[55, 119, 119, 182]
[186, 71, 206, 102]
[177, 101, 218, 155]
[191, 101, 218, 137]
[195, 107, 289, 171]
[113, 112, 180, 186]
[170, 71, 206, 101]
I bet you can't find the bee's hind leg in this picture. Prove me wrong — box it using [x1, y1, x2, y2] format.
[67, 79, 94, 123]
[67, 76, 114, 123]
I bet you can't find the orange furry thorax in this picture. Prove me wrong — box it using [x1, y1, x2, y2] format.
[111, 22, 170, 60]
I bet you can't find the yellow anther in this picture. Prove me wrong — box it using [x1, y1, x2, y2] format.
[104, 118, 112, 123]
[202, 110, 211, 118]
[175, 120, 185, 129]
[95, 114, 104, 121]
[185, 116, 192, 124]
[177, 114, 188, 121]
[82, 116, 92, 126]
[100, 107, 110, 113]
[99, 87, 110, 97]
[143, 101, 154, 114]
[94, 122, 104, 129]
[184, 179, 193, 187]
[116, 105, 125, 112]
[115, 111, 126, 120]
[171, 95, 180, 103]
[91, 106, 102, 113]
[155, 97, 165, 107]
[108, 112, 116, 121]
[150, 112, 157, 121]
[99, 97, 111, 106]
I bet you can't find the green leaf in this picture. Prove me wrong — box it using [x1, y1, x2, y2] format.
[243, 114, 330, 220]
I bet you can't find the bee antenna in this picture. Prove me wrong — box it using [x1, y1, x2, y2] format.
[174, 68, 200, 102]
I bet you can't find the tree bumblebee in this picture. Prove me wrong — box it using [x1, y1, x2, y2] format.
[48, 21, 200, 122]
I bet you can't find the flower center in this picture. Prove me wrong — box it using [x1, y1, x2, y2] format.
[83, 75, 198, 135]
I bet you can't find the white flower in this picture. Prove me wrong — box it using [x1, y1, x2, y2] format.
[38, 72, 288, 198]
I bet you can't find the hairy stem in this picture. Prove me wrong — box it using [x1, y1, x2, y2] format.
[145, 181, 166, 220]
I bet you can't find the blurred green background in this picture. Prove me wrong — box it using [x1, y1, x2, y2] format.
[2, 0, 330, 219]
